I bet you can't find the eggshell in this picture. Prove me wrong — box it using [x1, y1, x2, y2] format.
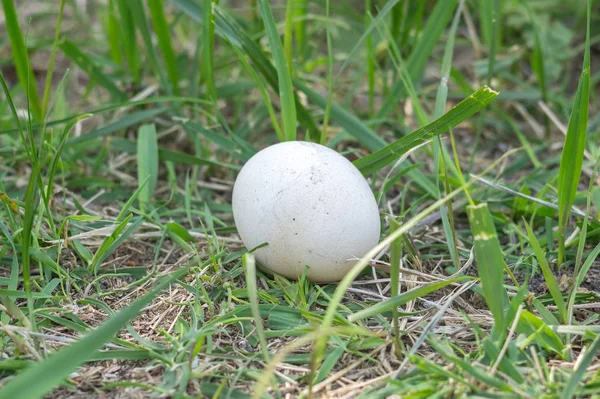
[232, 141, 380, 282]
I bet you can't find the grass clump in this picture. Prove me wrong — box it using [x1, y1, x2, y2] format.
[0, 1, 599, 398]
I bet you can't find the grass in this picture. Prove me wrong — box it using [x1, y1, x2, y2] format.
[0, 0, 599, 398]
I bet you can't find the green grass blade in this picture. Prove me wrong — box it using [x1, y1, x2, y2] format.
[517, 311, 565, 355]
[377, 0, 458, 119]
[389, 217, 402, 351]
[283, 0, 293, 76]
[242, 253, 270, 362]
[88, 215, 144, 274]
[557, 0, 591, 266]
[334, 0, 401, 83]
[354, 86, 498, 175]
[20, 165, 40, 329]
[115, 0, 140, 84]
[172, 0, 319, 138]
[110, 137, 238, 170]
[567, 242, 600, 324]
[59, 40, 126, 101]
[137, 124, 159, 211]
[293, 0, 307, 57]
[561, 334, 600, 399]
[433, 0, 464, 271]
[295, 80, 385, 151]
[524, 220, 567, 323]
[66, 107, 167, 146]
[41, 0, 67, 119]
[1, 0, 42, 121]
[467, 203, 508, 334]
[523, 0, 549, 137]
[258, 0, 297, 141]
[129, 0, 171, 94]
[224, 34, 284, 142]
[202, 0, 216, 105]
[348, 278, 462, 322]
[365, 0, 375, 117]
[149, 0, 180, 95]
[105, 0, 122, 65]
[485, 0, 501, 87]
[46, 114, 92, 206]
[312, 181, 476, 368]
[0, 268, 190, 399]
[320, 0, 334, 145]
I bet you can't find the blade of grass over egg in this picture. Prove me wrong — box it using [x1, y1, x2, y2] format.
[353, 86, 499, 175]
[0, 268, 190, 399]
[258, 0, 296, 141]
[467, 202, 508, 336]
[310, 165, 498, 368]
[137, 124, 159, 212]
[148, 0, 179, 95]
[1, 0, 42, 121]
[524, 220, 567, 323]
[557, 0, 591, 267]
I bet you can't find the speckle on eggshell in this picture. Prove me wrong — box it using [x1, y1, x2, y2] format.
[232, 141, 381, 282]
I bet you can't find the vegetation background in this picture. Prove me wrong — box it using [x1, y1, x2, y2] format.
[0, 0, 599, 398]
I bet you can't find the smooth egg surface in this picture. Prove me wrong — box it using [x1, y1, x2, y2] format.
[232, 141, 380, 282]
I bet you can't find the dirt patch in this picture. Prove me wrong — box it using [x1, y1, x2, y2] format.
[514, 263, 600, 295]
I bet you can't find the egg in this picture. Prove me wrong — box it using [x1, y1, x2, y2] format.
[232, 141, 380, 282]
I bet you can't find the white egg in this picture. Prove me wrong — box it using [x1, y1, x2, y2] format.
[232, 141, 380, 282]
